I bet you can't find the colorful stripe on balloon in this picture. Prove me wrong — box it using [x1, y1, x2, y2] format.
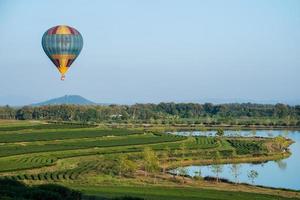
[47, 25, 80, 35]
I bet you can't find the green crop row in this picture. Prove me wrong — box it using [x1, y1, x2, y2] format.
[0, 123, 96, 132]
[195, 137, 218, 148]
[0, 155, 57, 172]
[6, 160, 101, 182]
[227, 139, 264, 155]
[0, 134, 184, 157]
[0, 128, 142, 143]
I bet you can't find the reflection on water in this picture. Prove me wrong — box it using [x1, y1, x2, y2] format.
[275, 160, 287, 170]
[172, 130, 300, 190]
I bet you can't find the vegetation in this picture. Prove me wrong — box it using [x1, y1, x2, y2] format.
[0, 121, 297, 200]
[0, 134, 184, 157]
[142, 147, 160, 178]
[216, 128, 225, 137]
[0, 128, 141, 143]
[0, 103, 299, 126]
[210, 152, 223, 182]
[0, 179, 81, 200]
[0, 122, 95, 132]
[77, 185, 299, 200]
[0, 179, 297, 200]
[227, 139, 265, 155]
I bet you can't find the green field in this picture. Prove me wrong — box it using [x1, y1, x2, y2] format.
[0, 134, 184, 157]
[0, 121, 298, 200]
[0, 128, 141, 143]
[0, 122, 96, 132]
[78, 185, 299, 200]
[227, 139, 265, 155]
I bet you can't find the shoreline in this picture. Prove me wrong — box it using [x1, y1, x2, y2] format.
[144, 125, 300, 131]
[167, 151, 291, 169]
[1, 119, 300, 131]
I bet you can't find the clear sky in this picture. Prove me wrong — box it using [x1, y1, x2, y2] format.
[0, 0, 299, 105]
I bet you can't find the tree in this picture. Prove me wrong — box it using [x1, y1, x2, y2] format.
[117, 155, 137, 177]
[193, 168, 202, 180]
[123, 159, 137, 177]
[211, 164, 223, 183]
[274, 136, 289, 151]
[247, 170, 259, 184]
[274, 103, 289, 118]
[179, 143, 187, 159]
[211, 151, 223, 182]
[230, 164, 242, 184]
[143, 147, 160, 179]
[216, 128, 224, 137]
[2, 101, 299, 124]
[177, 167, 188, 183]
[15, 107, 33, 120]
[160, 146, 171, 174]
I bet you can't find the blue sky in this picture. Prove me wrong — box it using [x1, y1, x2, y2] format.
[0, 0, 299, 105]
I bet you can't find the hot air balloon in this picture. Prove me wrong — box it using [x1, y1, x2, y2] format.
[42, 25, 83, 80]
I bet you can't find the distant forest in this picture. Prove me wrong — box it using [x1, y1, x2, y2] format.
[0, 103, 300, 126]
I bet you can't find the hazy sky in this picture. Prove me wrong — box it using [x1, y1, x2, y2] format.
[0, 0, 299, 105]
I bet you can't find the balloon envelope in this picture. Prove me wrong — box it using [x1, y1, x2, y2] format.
[42, 25, 83, 80]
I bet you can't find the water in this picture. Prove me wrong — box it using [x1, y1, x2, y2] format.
[171, 130, 300, 190]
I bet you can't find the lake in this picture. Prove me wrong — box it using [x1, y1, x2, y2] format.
[171, 130, 300, 190]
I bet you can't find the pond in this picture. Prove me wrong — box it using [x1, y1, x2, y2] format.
[171, 130, 300, 190]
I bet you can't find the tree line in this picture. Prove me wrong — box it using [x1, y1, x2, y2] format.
[0, 103, 299, 125]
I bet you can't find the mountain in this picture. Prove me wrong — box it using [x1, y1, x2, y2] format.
[31, 95, 96, 106]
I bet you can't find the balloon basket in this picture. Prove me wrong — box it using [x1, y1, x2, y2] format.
[61, 75, 65, 81]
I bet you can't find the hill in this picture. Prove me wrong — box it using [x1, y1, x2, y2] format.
[31, 95, 95, 106]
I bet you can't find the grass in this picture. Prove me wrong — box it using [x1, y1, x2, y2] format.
[76, 185, 299, 200]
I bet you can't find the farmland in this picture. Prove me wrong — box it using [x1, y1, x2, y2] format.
[0, 121, 298, 200]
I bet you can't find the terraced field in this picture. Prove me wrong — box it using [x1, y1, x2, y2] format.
[0, 134, 186, 157]
[195, 136, 219, 148]
[0, 122, 96, 132]
[0, 122, 188, 174]
[8, 160, 101, 182]
[0, 123, 266, 177]
[227, 139, 265, 155]
[0, 128, 141, 143]
[0, 155, 57, 172]
[0, 121, 293, 200]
